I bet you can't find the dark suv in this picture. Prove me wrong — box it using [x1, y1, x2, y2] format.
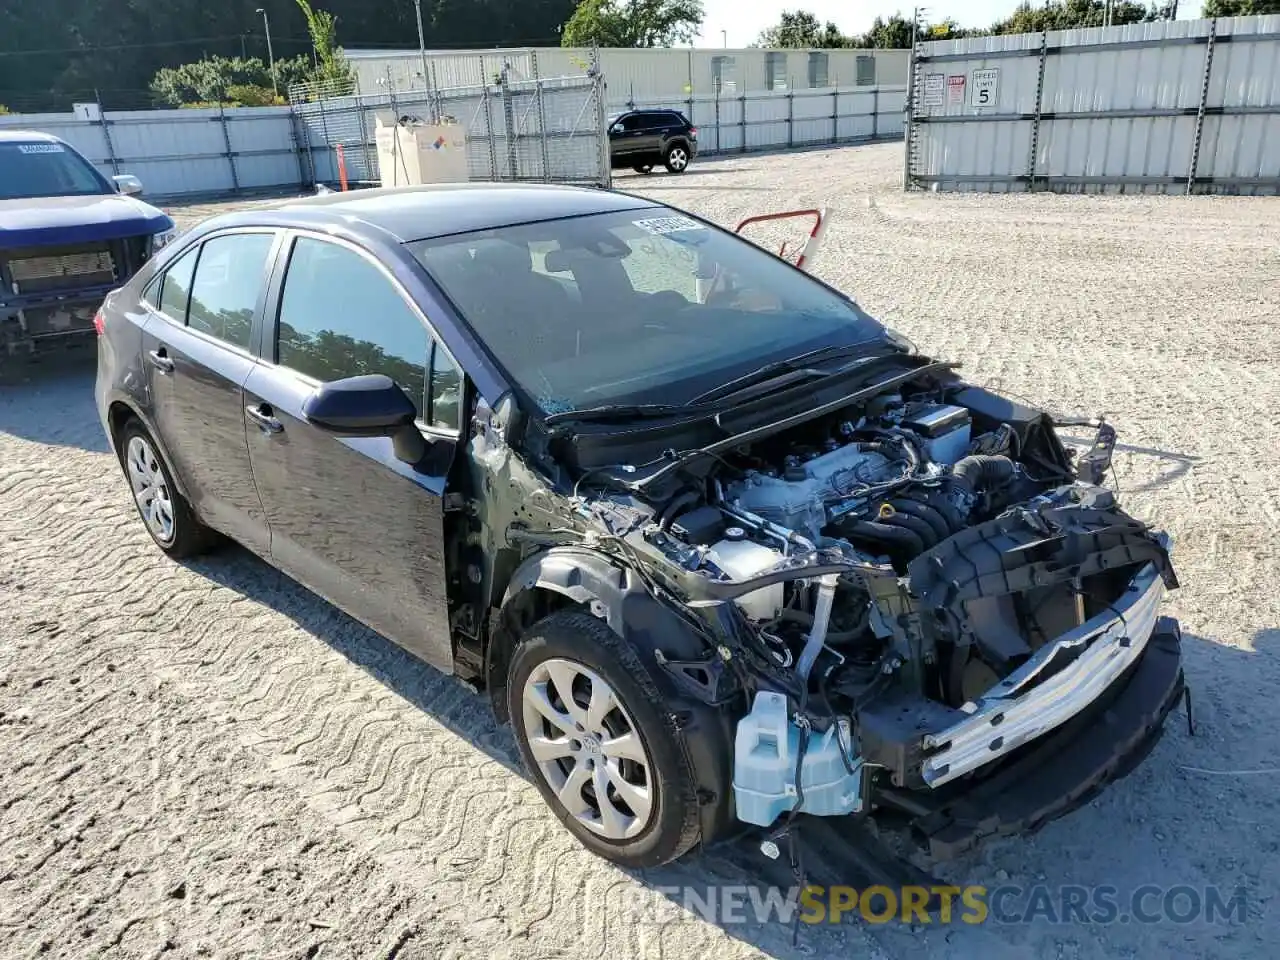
[607, 110, 697, 174]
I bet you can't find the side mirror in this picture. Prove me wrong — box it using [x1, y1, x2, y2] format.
[303, 374, 416, 435]
[113, 174, 144, 197]
[303, 374, 427, 464]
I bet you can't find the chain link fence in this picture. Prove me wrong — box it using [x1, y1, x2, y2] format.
[289, 58, 611, 190]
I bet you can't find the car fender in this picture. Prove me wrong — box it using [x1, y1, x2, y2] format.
[491, 546, 737, 844]
[103, 391, 192, 502]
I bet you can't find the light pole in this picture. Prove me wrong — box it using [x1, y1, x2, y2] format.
[256, 8, 278, 98]
[414, 0, 430, 92]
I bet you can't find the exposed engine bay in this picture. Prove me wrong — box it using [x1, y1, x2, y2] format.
[532, 360, 1181, 847]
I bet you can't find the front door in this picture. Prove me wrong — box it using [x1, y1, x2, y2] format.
[140, 230, 279, 556]
[243, 233, 462, 671]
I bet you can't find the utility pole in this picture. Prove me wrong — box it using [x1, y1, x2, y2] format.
[256, 8, 278, 98]
[414, 0, 430, 92]
[721, 30, 727, 48]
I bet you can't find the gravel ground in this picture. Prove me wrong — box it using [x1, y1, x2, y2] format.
[2, 142, 1278, 960]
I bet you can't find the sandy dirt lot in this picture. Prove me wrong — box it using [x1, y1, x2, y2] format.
[2, 143, 1277, 959]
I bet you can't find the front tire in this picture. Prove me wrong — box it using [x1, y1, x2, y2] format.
[508, 610, 702, 868]
[118, 419, 219, 559]
[632, 163, 654, 174]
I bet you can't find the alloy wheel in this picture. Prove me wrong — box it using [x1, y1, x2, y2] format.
[668, 147, 688, 171]
[521, 657, 654, 840]
[126, 435, 175, 544]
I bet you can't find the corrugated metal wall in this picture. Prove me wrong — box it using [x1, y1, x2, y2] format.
[620, 87, 907, 155]
[0, 107, 300, 199]
[346, 47, 912, 100]
[906, 15, 1280, 194]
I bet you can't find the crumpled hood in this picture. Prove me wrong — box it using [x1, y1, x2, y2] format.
[0, 194, 173, 249]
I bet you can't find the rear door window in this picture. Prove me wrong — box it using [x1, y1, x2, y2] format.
[186, 233, 276, 351]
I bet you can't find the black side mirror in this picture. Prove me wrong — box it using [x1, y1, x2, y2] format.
[303, 374, 429, 465]
[303, 374, 416, 435]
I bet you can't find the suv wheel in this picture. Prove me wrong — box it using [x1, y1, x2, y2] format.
[663, 143, 690, 174]
[632, 163, 654, 175]
[508, 610, 702, 868]
[118, 419, 219, 558]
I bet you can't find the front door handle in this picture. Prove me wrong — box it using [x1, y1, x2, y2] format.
[148, 348, 174, 374]
[245, 403, 284, 434]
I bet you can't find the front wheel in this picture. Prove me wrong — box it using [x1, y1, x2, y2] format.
[508, 610, 702, 868]
[663, 144, 691, 174]
[632, 163, 654, 174]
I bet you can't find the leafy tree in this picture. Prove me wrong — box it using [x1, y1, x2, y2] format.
[756, 10, 845, 48]
[294, 0, 354, 91]
[150, 55, 311, 106]
[988, 0, 1154, 33]
[852, 14, 918, 47]
[561, 0, 705, 47]
[1201, 0, 1280, 13]
[0, 0, 578, 107]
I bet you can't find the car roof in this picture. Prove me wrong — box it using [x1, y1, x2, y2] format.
[0, 130, 67, 144]
[211, 182, 664, 244]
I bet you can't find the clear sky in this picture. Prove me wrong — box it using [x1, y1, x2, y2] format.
[694, 0, 1208, 48]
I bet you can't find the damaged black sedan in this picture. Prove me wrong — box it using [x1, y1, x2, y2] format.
[95, 183, 1186, 872]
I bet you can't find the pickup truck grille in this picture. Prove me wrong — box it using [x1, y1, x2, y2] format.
[7, 245, 117, 295]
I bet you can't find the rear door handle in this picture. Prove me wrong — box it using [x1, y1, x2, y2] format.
[148, 348, 174, 374]
[245, 403, 284, 434]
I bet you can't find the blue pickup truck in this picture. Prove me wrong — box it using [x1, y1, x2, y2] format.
[0, 130, 178, 358]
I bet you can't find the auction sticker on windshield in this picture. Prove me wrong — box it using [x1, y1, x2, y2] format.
[17, 143, 66, 154]
[633, 216, 706, 236]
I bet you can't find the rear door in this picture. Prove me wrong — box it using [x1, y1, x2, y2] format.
[140, 230, 280, 556]
[242, 232, 462, 671]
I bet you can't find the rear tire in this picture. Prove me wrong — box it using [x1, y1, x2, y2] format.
[663, 143, 691, 174]
[508, 610, 702, 869]
[117, 419, 219, 559]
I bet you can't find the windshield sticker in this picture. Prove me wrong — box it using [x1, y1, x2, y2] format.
[16, 143, 66, 154]
[633, 216, 706, 236]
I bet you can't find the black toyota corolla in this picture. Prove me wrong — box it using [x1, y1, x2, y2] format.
[95, 183, 1187, 874]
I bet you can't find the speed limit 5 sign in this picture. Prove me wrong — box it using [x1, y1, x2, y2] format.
[970, 68, 1000, 108]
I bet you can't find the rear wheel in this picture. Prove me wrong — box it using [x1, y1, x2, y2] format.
[118, 419, 219, 558]
[663, 143, 690, 173]
[508, 610, 702, 868]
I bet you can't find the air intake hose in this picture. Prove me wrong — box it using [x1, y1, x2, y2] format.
[950, 455, 1017, 495]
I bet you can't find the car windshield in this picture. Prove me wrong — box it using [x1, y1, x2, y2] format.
[0, 141, 108, 200]
[408, 209, 886, 416]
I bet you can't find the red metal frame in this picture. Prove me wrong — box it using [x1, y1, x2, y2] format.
[733, 207, 829, 271]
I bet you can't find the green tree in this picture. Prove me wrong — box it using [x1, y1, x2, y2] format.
[294, 0, 355, 92]
[988, 0, 1155, 33]
[150, 55, 312, 106]
[561, 0, 705, 47]
[850, 14, 918, 48]
[1201, 0, 1280, 13]
[757, 10, 845, 48]
[0, 1, 579, 108]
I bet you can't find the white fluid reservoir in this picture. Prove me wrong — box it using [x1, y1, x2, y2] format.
[705, 534, 784, 621]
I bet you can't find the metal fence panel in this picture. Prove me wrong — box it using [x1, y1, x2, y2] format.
[906, 14, 1280, 195]
[613, 85, 905, 157]
[292, 70, 610, 188]
[0, 105, 300, 200]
